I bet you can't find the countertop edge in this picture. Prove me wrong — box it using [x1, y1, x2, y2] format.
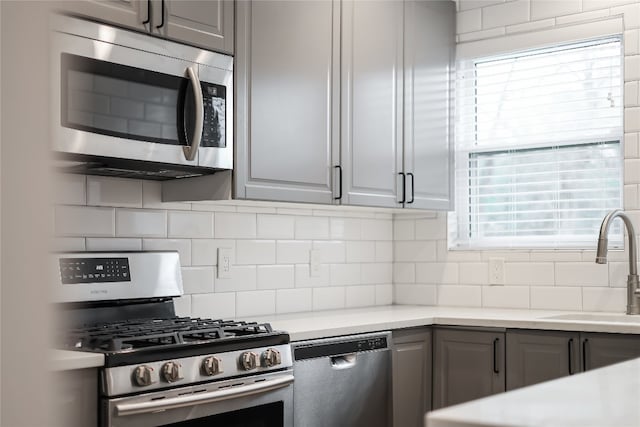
[50, 349, 105, 371]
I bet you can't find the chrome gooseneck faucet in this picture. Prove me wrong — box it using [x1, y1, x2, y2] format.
[595, 209, 640, 315]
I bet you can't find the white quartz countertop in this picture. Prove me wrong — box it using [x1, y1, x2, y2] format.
[50, 349, 104, 371]
[249, 305, 640, 341]
[425, 357, 640, 427]
[51, 305, 640, 370]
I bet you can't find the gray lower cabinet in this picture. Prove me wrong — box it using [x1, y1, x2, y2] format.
[51, 368, 98, 427]
[582, 333, 640, 370]
[391, 328, 432, 427]
[432, 327, 505, 409]
[506, 330, 581, 391]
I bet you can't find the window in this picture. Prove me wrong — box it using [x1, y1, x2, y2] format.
[451, 37, 623, 249]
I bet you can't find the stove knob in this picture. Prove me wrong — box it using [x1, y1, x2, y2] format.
[132, 365, 154, 387]
[202, 356, 223, 376]
[239, 351, 259, 370]
[261, 348, 282, 368]
[161, 361, 183, 383]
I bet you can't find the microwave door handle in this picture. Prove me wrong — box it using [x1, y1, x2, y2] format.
[183, 66, 204, 162]
[115, 374, 294, 417]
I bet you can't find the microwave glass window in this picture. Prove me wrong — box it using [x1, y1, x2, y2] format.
[61, 54, 226, 149]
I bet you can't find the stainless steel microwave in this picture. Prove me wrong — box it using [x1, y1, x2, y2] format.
[51, 15, 233, 180]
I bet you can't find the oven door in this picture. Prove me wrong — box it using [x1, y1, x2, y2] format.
[51, 29, 232, 170]
[103, 371, 293, 427]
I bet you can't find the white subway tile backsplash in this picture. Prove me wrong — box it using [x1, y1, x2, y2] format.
[361, 263, 393, 285]
[56, 205, 114, 237]
[276, 289, 313, 313]
[181, 267, 215, 294]
[583, 0, 637, 12]
[482, 0, 530, 29]
[168, 211, 213, 238]
[624, 133, 639, 158]
[361, 219, 393, 241]
[376, 241, 393, 262]
[215, 266, 257, 292]
[295, 264, 331, 288]
[346, 241, 376, 263]
[53, 237, 86, 252]
[608, 261, 640, 287]
[277, 240, 312, 264]
[505, 18, 555, 34]
[625, 29, 640, 56]
[236, 240, 276, 265]
[376, 284, 394, 305]
[458, 27, 507, 42]
[295, 217, 329, 240]
[330, 218, 362, 240]
[555, 263, 609, 286]
[529, 251, 584, 262]
[237, 205, 278, 214]
[237, 290, 276, 317]
[530, 286, 582, 310]
[313, 241, 347, 263]
[55, 174, 86, 205]
[459, 263, 489, 285]
[415, 218, 447, 240]
[395, 284, 437, 305]
[611, 3, 640, 30]
[530, 0, 580, 21]
[191, 293, 235, 318]
[215, 213, 256, 239]
[625, 81, 639, 107]
[437, 241, 483, 262]
[173, 295, 191, 317]
[86, 238, 142, 251]
[583, 287, 627, 312]
[393, 220, 415, 241]
[116, 209, 166, 237]
[482, 286, 530, 309]
[330, 264, 361, 286]
[395, 241, 437, 262]
[625, 56, 640, 82]
[142, 181, 191, 211]
[192, 239, 236, 266]
[191, 202, 237, 213]
[142, 239, 191, 266]
[459, 0, 505, 11]
[257, 214, 295, 239]
[480, 251, 531, 262]
[257, 265, 295, 289]
[313, 287, 346, 310]
[346, 286, 376, 308]
[554, 9, 610, 25]
[504, 262, 555, 286]
[624, 185, 639, 209]
[438, 285, 482, 307]
[457, 8, 483, 34]
[416, 263, 459, 284]
[87, 176, 142, 208]
[393, 263, 416, 283]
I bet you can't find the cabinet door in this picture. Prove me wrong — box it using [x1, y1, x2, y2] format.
[162, 0, 234, 54]
[392, 328, 431, 427]
[432, 328, 505, 409]
[340, 0, 403, 208]
[582, 333, 640, 371]
[51, 369, 98, 427]
[235, 1, 339, 204]
[403, 0, 455, 210]
[506, 330, 581, 391]
[60, 0, 148, 32]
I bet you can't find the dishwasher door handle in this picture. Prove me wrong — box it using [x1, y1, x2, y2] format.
[330, 353, 357, 369]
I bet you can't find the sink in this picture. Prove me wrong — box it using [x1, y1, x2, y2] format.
[543, 313, 640, 323]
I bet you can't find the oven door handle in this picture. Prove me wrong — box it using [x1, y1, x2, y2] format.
[182, 66, 204, 162]
[115, 374, 294, 417]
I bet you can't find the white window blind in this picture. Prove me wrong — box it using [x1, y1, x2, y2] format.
[451, 37, 623, 249]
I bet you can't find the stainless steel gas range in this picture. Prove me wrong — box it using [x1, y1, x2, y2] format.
[53, 251, 293, 427]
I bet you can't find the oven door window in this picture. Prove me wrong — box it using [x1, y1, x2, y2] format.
[60, 53, 226, 148]
[160, 402, 284, 427]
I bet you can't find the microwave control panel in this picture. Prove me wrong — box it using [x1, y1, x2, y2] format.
[201, 83, 226, 148]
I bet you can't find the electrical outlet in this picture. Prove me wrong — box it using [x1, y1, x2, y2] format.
[310, 250, 321, 278]
[489, 257, 505, 285]
[217, 248, 233, 279]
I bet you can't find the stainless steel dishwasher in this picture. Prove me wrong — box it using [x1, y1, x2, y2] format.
[292, 331, 391, 427]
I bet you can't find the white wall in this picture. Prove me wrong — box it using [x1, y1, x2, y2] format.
[394, 0, 640, 313]
[54, 175, 394, 318]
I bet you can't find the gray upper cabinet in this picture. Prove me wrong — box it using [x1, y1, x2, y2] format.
[432, 327, 505, 410]
[60, 0, 234, 54]
[582, 333, 640, 371]
[340, 0, 403, 208]
[506, 330, 581, 391]
[235, 0, 339, 203]
[402, 0, 455, 210]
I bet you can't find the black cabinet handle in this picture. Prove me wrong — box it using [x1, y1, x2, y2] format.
[334, 165, 342, 200]
[398, 172, 406, 204]
[156, 0, 165, 29]
[568, 338, 574, 375]
[493, 338, 499, 374]
[407, 172, 415, 204]
[582, 338, 589, 371]
[142, 0, 151, 24]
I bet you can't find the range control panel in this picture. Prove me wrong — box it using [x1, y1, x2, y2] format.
[59, 257, 131, 284]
